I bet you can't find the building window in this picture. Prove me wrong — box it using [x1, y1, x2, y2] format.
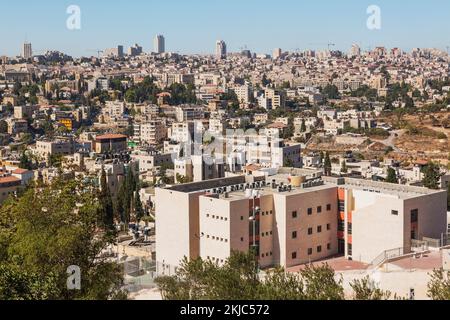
[308, 228, 313, 235]
[327, 243, 331, 250]
[308, 248, 313, 256]
[317, 246, 322, 253]
[241, 237, 244, 242]
[307, 208, 313, 215]
[317, 226, 322, 233]
[241, 216, 244, 220]
[411, 209, 418, 223]
[348, 244, 353, 256]
[348, 223, 352, 235]
[391, 210, 398, 216]
[327, 204, 332, 211]
[317, 206, 322, 213]
[327, 224, 331, 231]
[338, 219, 345, 232]
[292, 211, 298, 218]
[292, 231, 297, 239]
[338, 200, 345, 212]
[292, 252, 297, 259]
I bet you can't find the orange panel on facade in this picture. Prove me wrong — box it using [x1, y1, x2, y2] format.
[338, 188, 345, 200]
[347, 235, 352, 244]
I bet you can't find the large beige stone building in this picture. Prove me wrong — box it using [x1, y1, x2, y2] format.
[155, 172, 447, 274]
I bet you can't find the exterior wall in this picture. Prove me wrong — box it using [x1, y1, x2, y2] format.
[94, 138, 127, 154]
[280, 187, 338, 268]
[155, 188, 192, 272]
[258, 195, 275, 268]
[199, 196, 232, 264]
[36, 141, 74, 160]
[404, 191, 447, 242]
[351, 190, 406, 263]
[272, 193, 287, 267]
[0, 184, 21, 203]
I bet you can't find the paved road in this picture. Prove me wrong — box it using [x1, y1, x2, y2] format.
[378, 129, 405, 152]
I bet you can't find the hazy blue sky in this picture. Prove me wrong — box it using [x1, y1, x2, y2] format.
[1, 0, 449, 57]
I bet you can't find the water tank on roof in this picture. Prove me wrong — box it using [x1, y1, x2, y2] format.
[290, 175, 306, 187]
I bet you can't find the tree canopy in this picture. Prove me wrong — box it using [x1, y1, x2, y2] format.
[0, 178, 126, 300]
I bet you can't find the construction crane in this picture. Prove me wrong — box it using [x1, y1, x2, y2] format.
[86, 49, 104, 58]
[308, 43, 336, 51]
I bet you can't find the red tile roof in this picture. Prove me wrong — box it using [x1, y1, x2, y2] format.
[0, 176, 21, 184]
[12, 168, 30, 174]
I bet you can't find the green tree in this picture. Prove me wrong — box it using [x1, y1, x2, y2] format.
[134, 191, 144, 222]
[322, 84, 340, 100]
[300, 119, 307, 133]
[0, 178, 126, 300]
[0, 264, 59, 300]
[324, 152, 332, 176]
[98, 168, 114, 231]
[156, 251, 345, 300]
[350, 276, 392, 300]
[447, 185, 450, 211]
[19, 152, 33, 170]
[385, 167, 398, 184]
[427, 269, 450, 300]
[421, 162, 442, 190]
[340, 161, 348, 174]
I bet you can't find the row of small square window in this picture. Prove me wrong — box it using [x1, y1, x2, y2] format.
[292, 225, 331, 238]
[206, 214, 228, 221]
[202, 234, 229, 243]
[261, 231, 273, 237]
[261, 252, 273, 258]
[291, 244, 332, 259]
[292, 204, 332, 218]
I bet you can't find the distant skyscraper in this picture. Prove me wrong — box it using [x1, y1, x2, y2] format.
[128, 43, 143, 56]
[215, 40, 227, 59]
[273, 48, 282, 59]
[154, 35, 165, 54]
[103, 45, 124, 58]
[349, 44, 361, 57]
[22, 42, 32, 59]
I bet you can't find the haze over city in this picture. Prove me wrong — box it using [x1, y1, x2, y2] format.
[2, 0, 450, 57]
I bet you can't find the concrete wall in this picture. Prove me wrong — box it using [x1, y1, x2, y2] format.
[404, 191, 447, 242]
[155, 188, 203, 271]
[351, 190, 407, 264]
[274, 186, 338, 268]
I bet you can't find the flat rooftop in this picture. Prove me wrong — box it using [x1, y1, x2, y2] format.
[323, 176, 445, 200]
[163, 172, 444, 200]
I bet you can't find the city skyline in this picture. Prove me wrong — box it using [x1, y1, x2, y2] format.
[1, 0, 450, 57]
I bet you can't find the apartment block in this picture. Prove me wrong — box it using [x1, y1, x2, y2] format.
[155, 172, 447, 273]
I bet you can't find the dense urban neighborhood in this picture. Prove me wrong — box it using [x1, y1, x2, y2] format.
[1, 34, 450, 301]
